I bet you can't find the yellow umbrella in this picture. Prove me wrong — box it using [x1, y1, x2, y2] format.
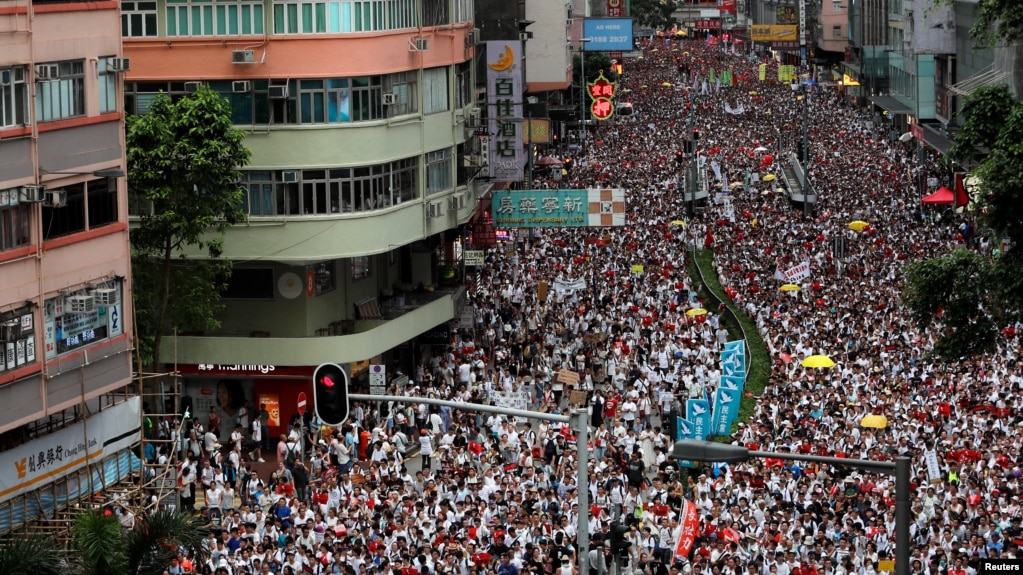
[848, 220, 869, 231]
[802, 355, 836, 369]
[651, 48, 659, 52]
[670, 220, 687, 226]
[780, 284, 800, 292]
[763, 174, 777, 182]
[730, 181, 743, 189]
[860, 414, 888, 429]
[748, 91, 758, 95]
[662, 82, 673, 87]
[685, 308, 708, 317]
[620, 88, 632, 94]
[641, 85, 648, 89]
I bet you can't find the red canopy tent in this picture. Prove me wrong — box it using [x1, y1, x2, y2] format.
[921, 186, 955, 204]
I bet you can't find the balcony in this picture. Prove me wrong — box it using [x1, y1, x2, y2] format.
[158, 286, 464, 365]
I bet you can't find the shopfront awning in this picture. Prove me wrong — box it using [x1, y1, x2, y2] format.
[870, 95, 913, 115]
[920, 123, 955, 155]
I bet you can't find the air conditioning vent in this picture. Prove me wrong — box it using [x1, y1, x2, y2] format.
[93, 288, 118, 306]
[232, 49, 255, 64]
[382, 93, 397, 105]
[232, 80, 251, 93]
[427, 201, 444, 218]
[268, 85, 288, 99]
[43, 189, 67, 208]
[566, 18, 573, 27]
[410, 38, 429, 52]
[281, 170, 299, 183]
[184, 81, 201, 93]
[35, 64, 59, 80]
[106, 57, 130, 72]
[67, 295, 96, 315]
[519, 31, 533, 41]
[449, 194, 466, 211]
[466, 107, 482, 128]
[19, 185, 45, 203]
[466, 28, 481, 47]
[0, 322, 20, 342]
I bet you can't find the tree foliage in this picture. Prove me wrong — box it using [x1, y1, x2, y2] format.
[902, 86, 1023, 361]
[965, 0, 1023, 48]
[127, 85, 250, 368]
[0, 533, 66, 575]
[630, 0, 677, 31]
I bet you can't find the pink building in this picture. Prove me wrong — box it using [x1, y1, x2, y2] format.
[817, 0, 849, 55]
[0, 0, 134, 531]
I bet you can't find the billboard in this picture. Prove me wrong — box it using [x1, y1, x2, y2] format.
[750, 25, 797, 42]
[491, 188, 627, 228]
[719, 0, 737, 15]
[486, 40, 525, 182]
[776, 5, 797, 23]
[582, 18, 634, 51]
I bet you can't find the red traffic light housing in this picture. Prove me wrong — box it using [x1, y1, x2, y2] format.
[313, 362, 350, 426]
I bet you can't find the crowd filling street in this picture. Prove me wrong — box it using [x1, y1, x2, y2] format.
[167, 34, 1022, 575]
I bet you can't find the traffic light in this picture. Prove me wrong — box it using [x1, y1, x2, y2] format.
[609, 523, 631, 556]
[676, 150, 685, 164]
[313, 362, 349, 426]
[692, 128, 700, 141]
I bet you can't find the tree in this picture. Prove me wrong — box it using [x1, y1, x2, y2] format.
[127, 85, 250, 368]
[0, 508, 209, 575]
[953, 0, 1023, 47]
[901, 86, 1023, 360]
[630, 0, 678, 31]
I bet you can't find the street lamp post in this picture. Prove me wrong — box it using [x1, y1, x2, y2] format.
[672, 440, 910, 575]
[579, 38, 592, 155]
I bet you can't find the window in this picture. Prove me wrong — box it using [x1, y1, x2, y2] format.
[122, 1, 159, 36]
[242, 159, 418, 217]
[166, 0, 264, 36]
[385, 71, 417, 117]
[242, 172, 274, 216]
[43, 281, 124, 360]
[272, 0, 416, 33]
[97, 57, 118, 114]
[42, 184, 85, 240]
[454, 62, 472, 109]
[1, 67, 29, 129]
[452, 0, 471, 23]
[34, 60, 84, 122]
[833, 25, 842, 37]
[87, 179, 119, 228]
[350, 256, 370, 280]
[422, 67, 448, 115]
[833, 0, 842, 11]
[350, 76, 383, 121]
[0, 191, 30, 251]
[223, 268, 275, 299]
[425, 148, 452, 196]
[421, 0, 445, 26]
[0, 306, 37, 373]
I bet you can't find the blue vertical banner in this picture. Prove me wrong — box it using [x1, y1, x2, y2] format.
[676, 416, 698, 468]
[712, 386, 743, 435]
[687, 399, 712, 440]
[720, 375, 745, 393]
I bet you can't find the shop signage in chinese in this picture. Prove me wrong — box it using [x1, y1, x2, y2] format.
[587, 71, 617, 121]
[486, 40, 525, 182]
[0, 397, 140, 503]
[607, 0, 625, 17]
[491, 188, 627, 229]
[694, 19, 721, 29]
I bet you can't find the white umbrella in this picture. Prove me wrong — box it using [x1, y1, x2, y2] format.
[899, 132, 914, 142]
[753, 146, 768, 153]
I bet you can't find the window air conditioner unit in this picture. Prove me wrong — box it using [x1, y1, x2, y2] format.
[232, 80, 251, 93]
[268, 85, 289, 99]
[67, 294, 96, 315]
[519, 31, 533, 41]
[93, 288, 118, 306]
[382, 93, 397, 105]
[427, 201, 444, 218]
[232, 50, 255, 64]
[19, 185, 45, 203]
[281, 170, 299, 183]
[106, 57, 130, 72]
[466, 28, 480, 47]
[449, 193, 466, 211]
[184, 81, 201, 93]
[0, 322, 20, 342]
[44, 189, 66, 208]
[410, 38, 429, 52]
[566, 18, 573, 27]
[35, 64, 59, 80]
[467, 107, 481, 127]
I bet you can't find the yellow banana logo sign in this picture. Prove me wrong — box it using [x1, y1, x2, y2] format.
[488, 45, 514, 71]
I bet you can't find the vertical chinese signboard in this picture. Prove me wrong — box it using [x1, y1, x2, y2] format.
[486, 40, 525, 182]
[587, 71, 617, 121]
[607, 0, 626, 17]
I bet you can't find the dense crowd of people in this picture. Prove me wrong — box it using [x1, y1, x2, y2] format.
[165, 33, 1022, 575]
